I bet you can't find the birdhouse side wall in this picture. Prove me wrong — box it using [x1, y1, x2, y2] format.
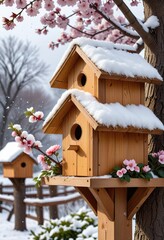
[62, 107, 94, 176]
[68, 58, 98, 97]
[98, 79, 145, 105]
[3, 164, 15, 178]
[97, 131, 148, 175]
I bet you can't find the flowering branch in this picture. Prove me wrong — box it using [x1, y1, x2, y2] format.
[8, 107, 63, 186]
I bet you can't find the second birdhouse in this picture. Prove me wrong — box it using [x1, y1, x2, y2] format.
[43, 38, 164, 177]
[0, 142, 37, 178]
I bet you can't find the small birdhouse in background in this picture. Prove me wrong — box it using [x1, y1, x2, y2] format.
[43, 38, 164, 177]
[0, 142, 37, 178]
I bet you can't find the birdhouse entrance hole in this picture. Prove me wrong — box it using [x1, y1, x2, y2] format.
[71, 124, 82, 140]
[78, 73, 87, 87]
[21, 162, 26, 168]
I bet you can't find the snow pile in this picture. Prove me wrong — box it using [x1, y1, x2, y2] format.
[43, 89, 164, 131]
[53, 37, 162, 81]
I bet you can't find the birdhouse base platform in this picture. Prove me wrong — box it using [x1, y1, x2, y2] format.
[42, 177, 164, 240]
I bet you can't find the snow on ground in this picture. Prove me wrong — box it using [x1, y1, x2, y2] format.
[0, 210, 40, 240]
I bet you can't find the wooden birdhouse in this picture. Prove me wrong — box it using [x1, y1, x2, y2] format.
[0, 142, 37, 178]
[43, 38, 164, 177]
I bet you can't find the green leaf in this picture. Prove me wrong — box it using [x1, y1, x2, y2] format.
[157, 169, 164, 177]
[123, 175, 131, 182]
[137, 163, 144, 168]
[113, 166, 120, 171]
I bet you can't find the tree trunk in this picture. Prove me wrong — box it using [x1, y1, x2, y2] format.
[10, 178, 27, 231]
[135, 1, 164, 239]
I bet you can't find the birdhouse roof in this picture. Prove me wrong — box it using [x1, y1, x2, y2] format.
[43, 89, 164, 135]
[50, 38, 162, 88]
[0, 142, 37, 164]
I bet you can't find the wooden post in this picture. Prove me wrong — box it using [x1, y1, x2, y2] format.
[10, 178, 27, 231]
[97, 188, 132, 240]
[49, 185, 58, 219]
[36, 186, 44, 225]
[114, 188, 132, 240]
[98, 204, 114, 240]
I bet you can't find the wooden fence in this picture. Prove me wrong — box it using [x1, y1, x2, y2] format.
[0, 183, 81, 225]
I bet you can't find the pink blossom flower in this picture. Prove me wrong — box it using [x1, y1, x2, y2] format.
[134, 166, 140, 173]
[151, 152, 158, 158]
[13, 124, 22, 131]
[159, 155, 164, 164]
[130, 0, 139, 7]
[37, 154, 45, 164]
[116, 169, 124, 178]
[77, 0, 90, 12]
[24, 146, 32, 154]
[44, 0, 55, 11]
[56, 15, 69, 29]
[29, 111, 44, 122]
[21, 131, 28, 138]
[15, 136, 22, 143]
[34, 141, 43, 148]
[34, 111, 44, 120]
[123, 159, 129, 166]
[35, 29, 42, 34]
[26, 7, 39, 17]
[37, 155, 50, 170]
[11, 131, 17, 137]
[66, 0, 76, 6]
[142, 165, 151, 172]
[116, 168, 127, 178]
[57, 0, 67, 6]
[16, 15, 24, 22]
[122, 168, 127, 174]
[33, 0, 42, 9]
[43, 28, 48, 35]
[26, 134, 35, 146]
[158, 150, 164, 156]
[4, 0, 14, 6]
[16, 0, 27, 9]
[123, 159, 137, 171]
[46, 145, 61, 156]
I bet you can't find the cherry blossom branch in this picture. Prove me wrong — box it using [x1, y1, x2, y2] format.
[113, 0, 157, 53]
[90, 3, 139, 40]
[33, 146, 62, 167]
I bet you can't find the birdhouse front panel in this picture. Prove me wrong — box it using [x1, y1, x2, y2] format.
[62, 106, 95, 176]
[68, 57, 98, 97]
[96, 131, 148, 175]
[98, 78, 145, 105]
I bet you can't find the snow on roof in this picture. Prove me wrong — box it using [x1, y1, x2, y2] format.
[43, 89, 164, 131]
[54, 37, 162, 81]
[0, 142, 24, 163]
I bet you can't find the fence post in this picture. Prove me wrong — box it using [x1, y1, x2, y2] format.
[36, 186, 43, 225]
[0, 183, 2, 213]
[49, 185, 58, 219]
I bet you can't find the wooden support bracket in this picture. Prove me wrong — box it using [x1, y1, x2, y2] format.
[90, 188, 115, 221]
[75, 187, 97, 215]
[127, 187, 155, 220]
